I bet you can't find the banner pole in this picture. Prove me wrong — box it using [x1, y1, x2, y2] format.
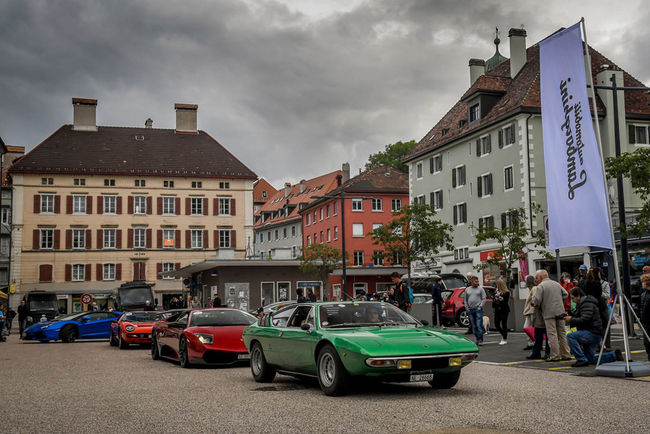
[580, 18, 630, 372]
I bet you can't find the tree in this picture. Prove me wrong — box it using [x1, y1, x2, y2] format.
[606, 148, 650, 237]
[365, 140, 417, 173]
[370, 203, 454, 285]
[471, 204, 551, 286]
[299, 243, 344, 301]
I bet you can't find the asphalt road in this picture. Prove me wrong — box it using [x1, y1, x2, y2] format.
[1, 333, 648, 434]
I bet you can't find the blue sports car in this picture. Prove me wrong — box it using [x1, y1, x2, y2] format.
[24, 311, 122, 343]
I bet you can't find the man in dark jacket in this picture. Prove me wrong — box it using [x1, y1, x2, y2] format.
[18, 299, 29, 339]
[390, 272, 408, 312]
[431, 277, 444, 327]
[565, 288, 620, 367]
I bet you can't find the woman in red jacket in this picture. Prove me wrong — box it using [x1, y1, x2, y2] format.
[560, 272, 574, 313]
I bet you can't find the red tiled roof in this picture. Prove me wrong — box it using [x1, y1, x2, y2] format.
[301, 165, 408, 213]
[9, 125, 257, 179]
[253, 178, 278, 204]
[407, 40, 650, 161]
[254, 171, 342, 228]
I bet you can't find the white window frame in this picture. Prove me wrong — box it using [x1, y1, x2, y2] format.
[191, 229, 203, 249]
[416, 195, 425, 205]
[453, 246, 470, 261]
[333, 202, 338, 216]
[40, 229, 54, 249]
[162, 263, 175, 279]
[1, 207, 10, 224]
[431, 154, 442, 174]
[218, 197, 231, 216]
[163, 229, 175, 249]
[307, 235, 311, 246]
[433, 189, 443, 211]
[40, 194, 55, 214]
[103, 195, 116, 215]
[480, 135, 491, 157]
[134, 195, 147, 215]
[391, 199, 401, 212]
[416, 162, 423, 179]
[372, 223, 382, 231]
[190, 197, 203, 216]
[352, 223, 364, 237]
[353, 250, 364, 266]
[327, 229, 331, 242]
[319, 208, 323, 221]
[454, 203, 467, 226]
[630, 124, 649, 146]
[134, 228, 146, 249]
[371, 198, 383, 212]
[162, 196, 175, 215]
[453, 164, 466, 188]
[334, 226, 338, 240]
[306, 214, 311, 225]
[373, 251, 384, 266]
[351, 199, 363, 212]
[103, 263, 116, 281]
[478, 215, 494, 230]
[504, 165, 514, 192]
[72, 229, 85, 249]
[72, 264, 85, 281]
[479, 173, 493, 198]
[103, 228, 116, 249]
[502, 124, 516, 148]
[73, 195, 87, 214]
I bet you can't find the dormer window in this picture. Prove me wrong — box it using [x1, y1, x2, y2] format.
[469, 104, 480, 123]
[459, 119, 467, 128]
[441, 128, 449, 136]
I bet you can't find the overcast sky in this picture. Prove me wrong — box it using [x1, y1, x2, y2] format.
[1, 0, 648, 188]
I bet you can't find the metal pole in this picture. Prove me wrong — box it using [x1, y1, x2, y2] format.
[555, 249, 561, 281]
[581, 19, 630, 372]
[340, 191, 347, 299]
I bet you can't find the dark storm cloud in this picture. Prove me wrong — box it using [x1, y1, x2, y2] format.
[0, 0, 647, 188]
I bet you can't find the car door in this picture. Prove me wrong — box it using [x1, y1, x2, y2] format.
[278, 305, 317, 373]
[165, 311, 189, 358]
[78, 312, 108, 338]
[262, 306, 296, 366]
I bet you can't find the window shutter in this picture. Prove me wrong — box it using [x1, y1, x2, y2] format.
[146, 196, 152, 215]
[97, 229, 103, 249]
[175, 230, 181, 249]
[116, 263, 122, 281]
[65, 264, 72, 282]
[65, 230, 72, 249]
[128, 196, 134, 214]
[34, 195, 40, 213]
[54, 230, 60, 249]
[185, 230, 191, 248]
[501, 212, 507, 229]
[440, 190, 443, 209]
[157, 230, 162, 249]
[116, 230, 122, 249]
[175, 197, 180, 215]
[97, 196, 103, 214]
[127, 229, 133, 248]
[157, 197, 163, 215]
[86, 196, 93, 215]
[55, 195, 61, 213]
[156, 262, 162, 279]
[116, 196, 123, 214]
[86, 230, 92, 250]
[214, 230, 219, 249]
[146, 229, 152, 248]
[33, 229, 39, 249]
[510, 123, 516, 144]
[85, 264, 91, 281]
[203, 230, 209, 249]
[96, 264, 103, 281]
[175, 263, 181, 278]
[452, 168, 457, 188]
[213, 198, 218, 215]
[453, 206, 457, 225]
[487, 173, 493, 195]
[429, 157, 434, 174]
[185, 198, 191, 215]
[498, 130, 504, 148]
[430, 192, 435, 210]
[66, 196, 73, 214]
[202, 198, 208, 216]
[486, 135, 492, 153]
[476, 139, 481, 157]
[628, 124, 635, 144]
[231, 198, 236, 216]
[133, 263, 138, 280]
[231, 230, 236, 248]
[477, 176, 482, 197]
[39, 264, 53, 283]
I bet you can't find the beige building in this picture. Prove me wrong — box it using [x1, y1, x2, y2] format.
[8, 98, 257, 312]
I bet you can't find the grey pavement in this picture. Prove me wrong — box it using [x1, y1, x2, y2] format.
[1, 332, 649, 434]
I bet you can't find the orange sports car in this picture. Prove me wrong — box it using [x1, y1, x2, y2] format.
[110, 311, 165, 349]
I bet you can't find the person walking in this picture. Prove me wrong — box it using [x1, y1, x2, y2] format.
[296, 289, 307, 303]
[307, 288, 317, 302]
[6, 306, 16, 334]
[212, 294, 221, 308]
[493, 278, 510, 345]
[640, 273, 650, 361]
[532, 269, 572, 362]
[0, 303, 6, 342]
[390, 272, 409, 312]
[190, 296, 201, 309]
[522, 275, 536, 350]
[465, 276, 486, 346]
[464, 272, 475, 335]
[18, 299, 29, 339]
[431, 276, 444, 328]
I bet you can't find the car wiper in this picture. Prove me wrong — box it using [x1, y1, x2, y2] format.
[326, 322, 362, 328]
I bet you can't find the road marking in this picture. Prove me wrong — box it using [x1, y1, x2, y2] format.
[549, 366, 572, 370]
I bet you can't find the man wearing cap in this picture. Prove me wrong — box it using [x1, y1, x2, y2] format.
[574, 264, 588, 288]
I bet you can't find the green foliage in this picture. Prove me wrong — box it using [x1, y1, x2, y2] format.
[299, 243, 344, 300]
[370, 204, 454, 284]
[365, 140, 417, 173]
[606, 148, 650, 237]
[471, 204, 550, 283]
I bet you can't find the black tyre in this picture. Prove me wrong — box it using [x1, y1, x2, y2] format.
[151, 334, 160, 360]
[456, 309, 470, 328]
[250, 342, 276, 383]
[118, 332, 128, 349]
[179, 337, 192, 368]
[60, 325, 77, 343]
[109, 331, 118, 347]
[317, 345, 349, 396]
[428, 370, 461, 389]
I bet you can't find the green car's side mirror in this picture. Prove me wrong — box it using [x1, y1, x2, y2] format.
[301, 323, 311, 331]
[420, 320, 429, 326]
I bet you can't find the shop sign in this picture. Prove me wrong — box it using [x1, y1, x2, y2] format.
[8, 284, 16, 294]
[298, 282, 321, 287]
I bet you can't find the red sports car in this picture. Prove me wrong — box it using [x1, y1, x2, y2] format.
[110, 311, 165, 348]
[151, 308, 256, 368]
[441, 286, 495, 327]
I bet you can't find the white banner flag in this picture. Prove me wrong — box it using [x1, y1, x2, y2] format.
[540, 23, 612, 250]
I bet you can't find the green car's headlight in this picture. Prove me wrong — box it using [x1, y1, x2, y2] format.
[193, 333, 213, 345]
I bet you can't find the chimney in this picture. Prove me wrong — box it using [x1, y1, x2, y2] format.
[508, 28, 527, 79]
[469, 59, 485, 86]
[299, 179, 306, 193]
[342, 162, 350, 183]
[72, 98, 98, 131]
[175, 103, 198, 134]
[284, 182, 291, 197]
[145, 118, 153, 129]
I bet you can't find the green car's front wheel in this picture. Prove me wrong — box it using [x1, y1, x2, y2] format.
[428, 370, 461, 389]
[317, 345, 349, 396]
[250, 342, 276, 382]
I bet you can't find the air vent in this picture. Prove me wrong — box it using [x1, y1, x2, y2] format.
[135, 135, 145, 141]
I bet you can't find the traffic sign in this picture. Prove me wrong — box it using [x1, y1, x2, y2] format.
[80, 293, 93, 305]
[9, 283, 16, 294]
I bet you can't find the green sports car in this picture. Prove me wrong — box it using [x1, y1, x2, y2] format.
[242, 301, 478, 396]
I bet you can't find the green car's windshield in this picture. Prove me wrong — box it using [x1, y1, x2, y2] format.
[319, 302, 419, 328]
